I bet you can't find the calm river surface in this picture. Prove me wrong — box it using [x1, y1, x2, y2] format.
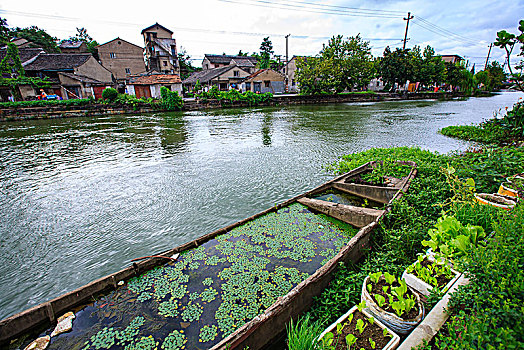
[0, 92, 522, 320]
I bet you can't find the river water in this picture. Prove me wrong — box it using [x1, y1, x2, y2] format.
[0, 92, 522, 321]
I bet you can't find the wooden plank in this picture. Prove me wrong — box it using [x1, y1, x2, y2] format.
[297, 197, 385, 228]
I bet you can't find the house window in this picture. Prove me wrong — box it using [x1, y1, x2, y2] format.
[110, 52, 116, 58]
[125, 68, 131, 74]
[163, 61, 168, 67]
[264, 81, 270, 88]
[283, 68, 286, 73]
[245, 82, 251, 91]
[292, 79, 295, 86]
[171, 46, 176, 57]
[233, 70, 239, 77]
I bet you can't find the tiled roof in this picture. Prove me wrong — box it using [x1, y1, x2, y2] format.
[183, 65, 235, 84]
[24, 54, 92, 71]
[0, 47, 45, 64]
[241, 69, 285, 82]
[129, 73, 182, 85]
[59, 40, 85, 49]
[59, 72, 104, 84]
[204, 54, 258, 65]
[141, 23, 173, 35]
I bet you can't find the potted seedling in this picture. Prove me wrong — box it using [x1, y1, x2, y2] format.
[422, 215, 487, 266]
[361, 272, 424, 335]
[402, 254, 460, 297]
[317, 301, 400, 350]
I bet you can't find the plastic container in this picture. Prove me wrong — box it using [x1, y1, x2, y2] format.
[401, 255, 460, 297]
[474, 193, 516, 210]
[317, 305, 400, 350]
[361, 276, 424, 335]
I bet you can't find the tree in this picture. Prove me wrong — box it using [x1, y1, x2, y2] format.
[237, 50, 248, 56]
[295, 35, 375, 94]
[0, 17, 10, 45]
[11, 26, 59, 52]
[259, 37, 274, 69]
[419, 46, 446, 87]
[475, 61, 506, 91]
[379, 47, 414, 89]
[62, 27, 99, 59]
[494, 20, 524, 91]
[177, 48, 200, 80]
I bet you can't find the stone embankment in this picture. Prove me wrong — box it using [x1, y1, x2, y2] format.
[0, 92, 470, 122]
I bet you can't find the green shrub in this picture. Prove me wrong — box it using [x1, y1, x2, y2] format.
[196, 88, 273, 106]
[102, 87, 118, 101]
[160, 86, 183, 111]
[0, 98, 93, 108]
[431, 203, 524, 349]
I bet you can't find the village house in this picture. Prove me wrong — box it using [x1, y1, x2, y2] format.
[202, 54, 258, 74]
[126, 72, 182, 99]
[97, 38, 146, 91]
[183, 64, 251, 91]
[439, 55, 464, 64]
[23, 53, 113, 99]
[240, 69, 285, 94]
[281, 56, 304, 93]
[0, 47, 46, 101]
[142, 23, 180, 75]
[59, 40, 89, 54]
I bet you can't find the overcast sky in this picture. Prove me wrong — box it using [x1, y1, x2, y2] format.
[1, 0, 523, 69]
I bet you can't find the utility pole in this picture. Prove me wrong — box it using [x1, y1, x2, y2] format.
[402, 12, 414, 50]
[285, 34, 290, 93]
[484, 43, 493, 70]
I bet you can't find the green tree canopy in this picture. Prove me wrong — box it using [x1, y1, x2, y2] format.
[379, 47, 414, 88]
[259, 37, 274, 69]
[11, 26, 59, 52]
[62, 27, 99, 59]
[296, 35, 375, 94]
[475, 61, 506, 91]
[494, 19, 524, 91]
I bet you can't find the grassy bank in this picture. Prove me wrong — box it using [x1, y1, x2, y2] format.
[440, 98, 524, 145]
[286, 145, 524, 349]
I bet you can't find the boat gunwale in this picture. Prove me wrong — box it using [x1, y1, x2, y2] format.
[0, 160, 417, 346]
[211, 161, 418, 350]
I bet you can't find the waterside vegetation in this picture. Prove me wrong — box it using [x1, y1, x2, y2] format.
[285, 109, 524, 349]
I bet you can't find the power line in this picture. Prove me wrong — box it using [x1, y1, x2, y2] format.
[416, 17, 482, 45]
[215, 0, 404, 18]
[220, 0, 405, 15]
[1, 9, 401, 42]
[410, 21, 485, 48]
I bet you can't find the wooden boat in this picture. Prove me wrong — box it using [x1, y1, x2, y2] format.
[0, 161, 417, 349]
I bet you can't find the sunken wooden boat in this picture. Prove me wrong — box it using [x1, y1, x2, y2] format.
[0, 160, 417, 349]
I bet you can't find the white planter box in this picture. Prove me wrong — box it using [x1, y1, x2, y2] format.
[401, 255, 461, 297]
[361, 276, 425, 335]
[318, 305, 400, 350]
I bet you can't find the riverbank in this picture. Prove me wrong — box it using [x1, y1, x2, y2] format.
[0, 91, 477, 122]
[287, 106, 524, 348]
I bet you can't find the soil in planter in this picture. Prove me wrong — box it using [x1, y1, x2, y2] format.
[479, 194, 511, 205]
[367, 279, 420, 320]
[330, 311, 393, 350]
[417, 258, 454, 288]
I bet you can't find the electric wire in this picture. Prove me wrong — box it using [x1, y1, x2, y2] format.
[216, 0, 404, 18]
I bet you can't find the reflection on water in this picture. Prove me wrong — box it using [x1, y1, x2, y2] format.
[0, 92, 522, 320]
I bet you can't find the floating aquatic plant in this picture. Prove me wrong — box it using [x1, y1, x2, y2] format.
[161, 330, 186, 350]
[181, 302, 203, 322]
[56, 203, 357, 350]
[199, 325, 218, 343]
